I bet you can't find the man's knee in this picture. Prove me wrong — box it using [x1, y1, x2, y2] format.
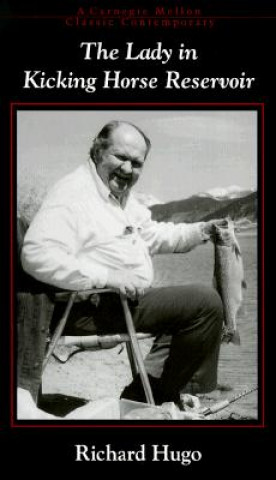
[199, 285, 223, 322]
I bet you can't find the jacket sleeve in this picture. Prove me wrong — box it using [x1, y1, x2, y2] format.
[21, 204, 109, 290]
[138, 206, 209, 255]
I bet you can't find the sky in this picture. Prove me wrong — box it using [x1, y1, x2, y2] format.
[17, 109, 257, 205]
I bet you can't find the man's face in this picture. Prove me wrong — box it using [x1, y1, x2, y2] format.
[95, 125, 147, 199]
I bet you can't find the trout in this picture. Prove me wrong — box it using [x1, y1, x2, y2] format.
[213, 219, 246, 345]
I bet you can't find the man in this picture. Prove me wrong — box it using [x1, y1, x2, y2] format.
[22, 120, 224, 408]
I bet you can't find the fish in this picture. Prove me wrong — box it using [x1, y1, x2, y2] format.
[212, 218, 246, 345]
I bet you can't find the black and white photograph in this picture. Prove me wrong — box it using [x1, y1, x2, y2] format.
[1, 0, 274, 472]
[16, 108, 259, 423]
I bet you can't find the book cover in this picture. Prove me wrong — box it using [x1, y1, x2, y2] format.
[0, 0, 272, 473]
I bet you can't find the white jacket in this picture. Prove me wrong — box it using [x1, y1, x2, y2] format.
[22, 160, 207, 291]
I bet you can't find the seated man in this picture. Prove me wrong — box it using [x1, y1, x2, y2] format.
[21, 120, 224, 407]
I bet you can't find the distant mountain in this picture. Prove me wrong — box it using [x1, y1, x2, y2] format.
[202, 191, 257, 222]
[150, 191, 257, 225]
[150, 196, 233, 223]
[198, 185, 255, 201]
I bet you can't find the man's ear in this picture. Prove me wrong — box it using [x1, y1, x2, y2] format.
[90, 149, 98, 165]
[92, 147, 103, 165]
[89, 147, 95, 162]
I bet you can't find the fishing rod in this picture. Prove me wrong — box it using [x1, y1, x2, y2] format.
[202, 385, 258, 417]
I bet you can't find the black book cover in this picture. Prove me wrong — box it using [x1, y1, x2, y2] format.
[0, 0, 272, 473]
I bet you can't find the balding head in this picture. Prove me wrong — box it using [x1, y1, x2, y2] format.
[90, 121, 150, 200]
[90, 120, 151, 163]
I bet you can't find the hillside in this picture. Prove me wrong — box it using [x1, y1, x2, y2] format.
[150, 191, 257, 225]
[202, 192, 257, 222]
[150, 196, 232, 223]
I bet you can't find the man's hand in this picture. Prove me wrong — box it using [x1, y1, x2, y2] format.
[162, 400, 205, 420]
[179, 393, 201, 412]
[178, 394, 206, 419]
[106, 270, 145, 301]
[202, 218, 229, 240]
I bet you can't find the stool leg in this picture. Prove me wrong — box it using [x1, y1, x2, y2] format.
[120, 295, 155, 405]
[42, 292, 77, 373]
[125, 341, 139, 379]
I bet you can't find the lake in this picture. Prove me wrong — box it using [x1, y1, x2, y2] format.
[152, 233, 259, 419]
[152, 233, 257, 294]
[152, 233, 258, 338]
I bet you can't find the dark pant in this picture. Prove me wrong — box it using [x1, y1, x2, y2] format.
[55, 284, 223, 401]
